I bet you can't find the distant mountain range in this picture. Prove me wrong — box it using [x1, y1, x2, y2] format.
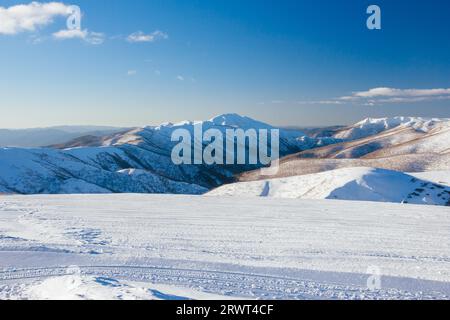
[1, 114, 449, 206]
[0, 114, 331, 195]
[0, 126, 125, 147]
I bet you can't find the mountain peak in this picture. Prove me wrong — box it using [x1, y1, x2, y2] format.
[210, 113, 250, 123]
[208, 113, 274, 130]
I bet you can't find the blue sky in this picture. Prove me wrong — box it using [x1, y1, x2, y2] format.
[0, 0, 449, 128]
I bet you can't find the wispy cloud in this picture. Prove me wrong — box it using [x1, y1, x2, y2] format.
[176, 75, 184, 81]
[28, 33, 45, 44]
[296, 100, 344, 105]
[340, 87, 450, 105]
[352, 87, 450, 98]
[127, 30, 168, 43]
[127, 70, 137, 76]
[295, 87, 450, 106]
[0, 2, 70, 35]
[53, 29, 105, 44]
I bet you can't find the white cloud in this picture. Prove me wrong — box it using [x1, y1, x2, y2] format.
[53, 28, 86, 39]
[0, 2, 70, 35]
[127, 70, 137, 76]
[53, 28, 105, 44]
[176, 75, 184, 81]
[85, 32, 104, 45]
[302, 87, 450, 106]
[342, 87, 450, 105]
[0, 2, 104, 44]
[154, 70, 161, 76]
[127, 30, 168, 43]
[352, 87, 450, 98]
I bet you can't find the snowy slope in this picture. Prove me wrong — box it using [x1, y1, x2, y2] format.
[0, 194, 449, 300]
[409, 170, 450, 187]
[210, 167, 450, 206]
[2, 275, 232, 300]
[0, 147, 207, 195]
[239, 152, 450, 183]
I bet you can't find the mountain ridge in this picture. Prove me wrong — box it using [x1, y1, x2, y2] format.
[0, 114, 322, 195]
[1, 114, 449, 197]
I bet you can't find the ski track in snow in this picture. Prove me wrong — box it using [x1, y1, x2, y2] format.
[0, 194, 449, 300]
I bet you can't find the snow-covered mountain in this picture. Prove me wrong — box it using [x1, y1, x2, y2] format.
[56, 113, 323, 153]
[332, 117, 448, 140]
[239, 116, 450, 182]
[310, 116, 450, 159]
[0, 114, 325, 195]
[209, 167, 450, 206]
[1, 115, 449, 197]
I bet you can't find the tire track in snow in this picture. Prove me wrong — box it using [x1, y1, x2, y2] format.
[0, 265, 448, 300]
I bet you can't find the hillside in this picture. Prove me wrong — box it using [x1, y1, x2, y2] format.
[297, 117, 450, 159]
[1, 115, 449, 196]
[211, 167, 450, 206]
[0, 114, 324, 195]
[239, 117, 450, 182]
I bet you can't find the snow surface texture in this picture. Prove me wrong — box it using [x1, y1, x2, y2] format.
[0, 194, 449, 300]
[1, 275, 232, 300]
[210, 167, 450, 206]
[409, 171, 450, 187]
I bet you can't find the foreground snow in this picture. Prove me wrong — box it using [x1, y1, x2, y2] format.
[1, 275, 232, 300]
[211, 167, 450, 206]
[0, 194, 449, 300]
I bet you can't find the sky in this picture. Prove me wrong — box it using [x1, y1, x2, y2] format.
[0, 0, 450, 128]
